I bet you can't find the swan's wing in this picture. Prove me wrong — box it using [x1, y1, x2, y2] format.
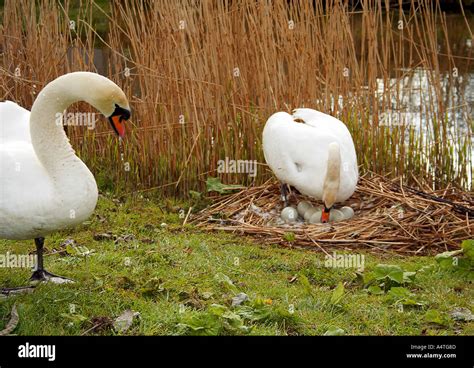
[263, 112, 329, 195]
[292, 107, 358, 172]
[0, 140, 56, 239]
[0, 101, 57, 239]
[263, 112, 298, 178]
[0, 100, 31, 143]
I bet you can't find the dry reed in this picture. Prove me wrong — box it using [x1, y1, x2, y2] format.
[1, 0, 473, 196]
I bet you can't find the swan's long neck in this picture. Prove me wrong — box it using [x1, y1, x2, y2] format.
[29, 80, 79, 171]
[29, 72, 116, 173]
[322, 142, 341, 208]
[29, 75, 100, 225]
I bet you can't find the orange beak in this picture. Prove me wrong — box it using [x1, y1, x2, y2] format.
[110, 114, 126, 138]
[108, 104, 130, 138]
[321, 207, 331, 223]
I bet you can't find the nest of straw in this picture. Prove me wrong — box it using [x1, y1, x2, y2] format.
[191, 172, 473, 255]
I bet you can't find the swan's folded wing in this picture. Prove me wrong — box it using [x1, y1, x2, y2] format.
[0, 101, 32, 143]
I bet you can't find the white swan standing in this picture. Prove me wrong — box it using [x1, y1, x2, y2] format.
[262, 108, 358, 223]
[0, 72, 130, 287]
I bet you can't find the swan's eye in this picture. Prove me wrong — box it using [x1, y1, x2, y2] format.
[108, 104, 131, 138]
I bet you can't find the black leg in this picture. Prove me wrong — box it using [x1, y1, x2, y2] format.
[1, 237, 73, 294]
[35, 237, 44, 271]
[280, 183, 289, 207]
[0, 238, 46, 294]
[30, 237, 74, 284]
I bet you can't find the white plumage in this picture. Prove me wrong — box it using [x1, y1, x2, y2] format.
[0, 99, 98, 240]
[263, 108, 358, 221]
[0, 72, 130, 284]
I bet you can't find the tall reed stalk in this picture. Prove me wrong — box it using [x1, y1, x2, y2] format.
[1, 0, 472, 196]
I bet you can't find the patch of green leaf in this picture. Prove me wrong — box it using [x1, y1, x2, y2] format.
[237, 298, 300, 327]
[435, 240, 474, 279]
[461, 239, 474, 258]
[367, 285, 384, 295]
[139, 277, 166, 298]
[387, 287, 425, 307]
[424, 309, 449, 327]
[177, 303, 252, 336]
[435, 250, 463, 268]
[206, 177, 244, 194]
[374, 264, 404, 284]
[214, 272, 238, 293]
[330, 282, 345, 305]
[60, 313, 88, 325]
[363, 264, 418, 292]
[177, 297, 300, 336]
[188, 190, 209, 211]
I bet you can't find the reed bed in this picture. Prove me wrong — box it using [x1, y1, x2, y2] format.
[1, 0, 473, 196]
[191, 172, 473, 254]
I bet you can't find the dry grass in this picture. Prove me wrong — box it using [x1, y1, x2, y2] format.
[191, 172, 473, 254]
[0, 0, 473, 195]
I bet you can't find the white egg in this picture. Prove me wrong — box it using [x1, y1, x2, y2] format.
[297, 201, 312, 216]
[340, 206, 354, 220]
[281, 206, 298, 223]
[329, 209, 345, 222]
[309, 210, 323, 224]
[303, 207, 318, 221]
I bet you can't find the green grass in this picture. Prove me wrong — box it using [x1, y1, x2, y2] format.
[0, 195, 472, 336]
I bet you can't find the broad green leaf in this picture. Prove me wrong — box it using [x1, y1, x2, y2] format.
[177, 314, 221, 336]
[387, 287, 425, 307]
[362, 272, 375, 286]
[387, 286, 412, 299]
[236, 306, 259, 320]
[403, 271, 417, 283]
[373, 264, 404, 284]
[435, 250, 463, 264]
[461, 239, 474, 259]
[424, 309, 448, 326]
[208, 304, 227, 317]
[66, 244, 76, 255]
[214, 273, 238, 292]
[367, 285, 384, 295]
[177, 304, 251, 336]
[330, 282, 345, 305]
[221, 310, 242, 321]
[354, 271, 365, 284]
[60, 313, 87, 324]
[206, 177, 243, 194]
